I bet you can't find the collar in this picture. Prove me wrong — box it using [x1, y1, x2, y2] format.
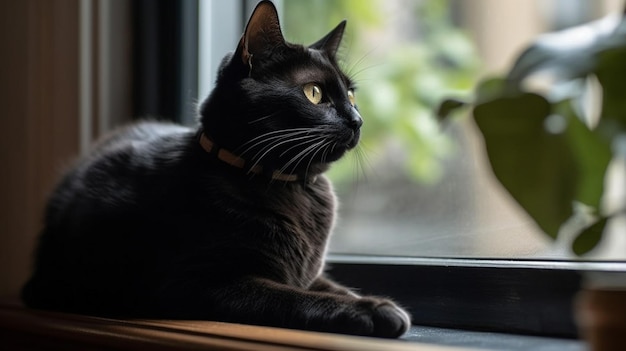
[199, 132, 299, 182]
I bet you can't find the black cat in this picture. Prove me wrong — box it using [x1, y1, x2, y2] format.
[22, 1, 411, 338]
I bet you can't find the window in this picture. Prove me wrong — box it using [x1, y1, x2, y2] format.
[279, 0, 626, 341]
[134, 0, 626, 343]
[278, 0, 626, 261]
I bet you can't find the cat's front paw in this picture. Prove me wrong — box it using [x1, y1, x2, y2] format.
[328, 297, 411, 338]
[358, 298, 411, 338]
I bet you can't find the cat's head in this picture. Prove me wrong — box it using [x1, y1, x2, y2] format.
[200, 0, 361, 179]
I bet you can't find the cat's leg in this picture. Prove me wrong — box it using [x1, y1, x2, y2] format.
[223, 277, 410, 337]
[309, 275, 360, 297]
[154, 276, 410, 338]
[308, 275, 411, 334]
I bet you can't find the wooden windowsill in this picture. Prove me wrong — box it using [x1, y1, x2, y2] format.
[0, 300, 477, 351]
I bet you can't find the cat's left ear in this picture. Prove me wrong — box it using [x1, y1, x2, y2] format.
[309, 20, 347, 58]
[239, 1, 286, 66]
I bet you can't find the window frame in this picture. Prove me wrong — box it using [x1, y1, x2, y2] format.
[132, 0, 198, 124]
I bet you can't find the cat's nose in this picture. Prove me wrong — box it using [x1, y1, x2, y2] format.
[349, 110, 363, 131]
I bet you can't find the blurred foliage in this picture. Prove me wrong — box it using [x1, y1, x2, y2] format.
[283, 0, 479, 185]
[440, 13, 626, 255]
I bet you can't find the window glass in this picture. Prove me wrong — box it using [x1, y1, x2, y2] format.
[281, 0, 626, 260]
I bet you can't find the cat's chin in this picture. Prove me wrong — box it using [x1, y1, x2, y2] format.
[343, 128, 360, 150]
[318, 143, 353, 166]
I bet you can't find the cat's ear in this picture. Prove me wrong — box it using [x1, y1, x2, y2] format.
[309, 20, 347, 58]
[239, 1, 285, 66]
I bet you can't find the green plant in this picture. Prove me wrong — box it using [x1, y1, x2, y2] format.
[440, 10, 626, 255]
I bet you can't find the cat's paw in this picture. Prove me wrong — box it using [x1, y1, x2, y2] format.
[327, 297, 411, 338]
[358, 297, 411, 338]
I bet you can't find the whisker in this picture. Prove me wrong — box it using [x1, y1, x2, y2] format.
[236, 128, 312, 153]
[279, 139, 326, 175]
[241, 133, 307, 158]
[345, 46, 378, 80]
[354, 147, 369, 183]
[348, 62, 385, 82]
[238, 129, 314, 157]
[303, 141, 334, 180]
[251, 126, 332, 158]
[320, 141, 333, 164]
[279, 135, 325, 157]
[247, 112, 279, 125]
[248, 134, 322, 172]
[355, 139, 377, 160]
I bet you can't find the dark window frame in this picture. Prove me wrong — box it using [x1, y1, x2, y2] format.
[132, 0, 198, 124]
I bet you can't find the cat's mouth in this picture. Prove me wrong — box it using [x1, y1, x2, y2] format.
[323, 128, 360, 162]
[338, 126, 360, 151]
[346, 129, 361, 150]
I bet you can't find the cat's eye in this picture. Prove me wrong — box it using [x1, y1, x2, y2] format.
[303, 83, 323, 104]
[347, 90, 356, 107]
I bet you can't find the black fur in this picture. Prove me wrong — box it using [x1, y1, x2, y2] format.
[21, 1, 410, 338]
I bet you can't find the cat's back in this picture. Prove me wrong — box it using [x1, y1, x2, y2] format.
[95, 121, 191, 150]
[23, 121, 201, 313]
[46, 121, 195, 224]
[88, 120, 193, 171]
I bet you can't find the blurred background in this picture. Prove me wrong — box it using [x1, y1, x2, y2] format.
[1, 0, 624, 298]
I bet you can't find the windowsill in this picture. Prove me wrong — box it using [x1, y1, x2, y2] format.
[405, 326, 585, 351]
[0, 300, 584, 351]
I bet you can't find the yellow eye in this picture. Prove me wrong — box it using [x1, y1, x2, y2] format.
[303, 83, 323, 104]
[347, 90, 356, 106]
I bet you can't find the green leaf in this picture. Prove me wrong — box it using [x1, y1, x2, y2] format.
[436, 98, 467, 123]
[557, 100, 612, 210]
[595, 47, 626, 129]
[473, 93, 577, 238]
[572, 217, 609, 256]
[474, 77, 509, 104]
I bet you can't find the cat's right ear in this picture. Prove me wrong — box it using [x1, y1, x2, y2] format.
[309, 20, 347, 58]
[238, 1, 285, 67]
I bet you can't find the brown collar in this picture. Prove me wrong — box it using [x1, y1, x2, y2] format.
[199, 133, 299, 182]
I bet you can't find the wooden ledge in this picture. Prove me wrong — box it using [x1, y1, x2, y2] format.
[0, 300, 477, 351]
